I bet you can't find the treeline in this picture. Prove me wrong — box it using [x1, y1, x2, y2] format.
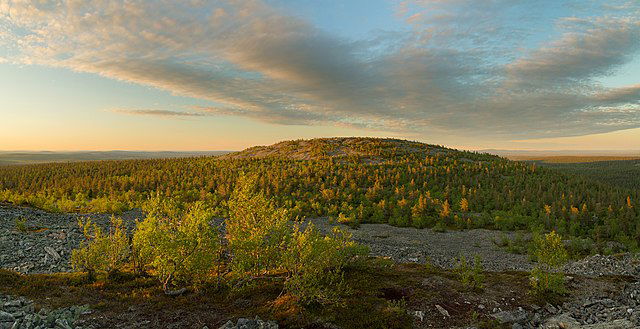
[0, 138, 638, 250]
[535, 159, 640, 190]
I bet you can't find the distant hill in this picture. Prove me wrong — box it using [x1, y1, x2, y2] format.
[484, 149, 640, 159]
[222, 137, 455, 161]
[0, 150, 231, 166]
[506, 155, 640, 163]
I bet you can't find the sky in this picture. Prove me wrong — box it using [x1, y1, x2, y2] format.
[0, 0, 639, 152]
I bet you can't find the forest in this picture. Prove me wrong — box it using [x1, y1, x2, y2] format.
[0, 137, 638, 251]
[533, 158, 640, 190]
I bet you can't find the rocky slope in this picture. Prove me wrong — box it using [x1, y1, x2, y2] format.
[1, 203, 639, 328]
[0, 294, 91, 329]
[220, 137, 454, 161]
[5, 202, 639, 277]
[0, 203, 141, 274]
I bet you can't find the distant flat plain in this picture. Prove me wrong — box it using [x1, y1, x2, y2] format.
[506, 155, 640, 190]
[0, 150, 231, 166]
[507, 155, 640, 163]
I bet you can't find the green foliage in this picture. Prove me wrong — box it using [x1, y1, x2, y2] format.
[566, 236, 596, 258]
[132, 199, 221, 291]
[532, 231, 568, 268]
[529, 267, 566, 300]
[227, 174, 367, 304]
[64, 172, 365, 305]
[529, 231, 568, 298]
[71, 216, 130, 280]
[454, 255, 484, 291]
[15, 217, 27, 232]
[432, 221, 448, 232]
[226, 174, 291, 276]
[385, 298, 408, 315]
[536, 159, 640, 190]
[494, 232, 530, 255]
[1, 137, 638, 249]
[283, 225, 368, 305]
[424, 256, 436, 272]
[492, 211, 533, 231]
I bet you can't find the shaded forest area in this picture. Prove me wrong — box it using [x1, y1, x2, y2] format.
[532, 159, 640, 190]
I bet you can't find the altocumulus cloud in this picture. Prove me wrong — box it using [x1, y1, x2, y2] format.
[1, 0, 639, 139]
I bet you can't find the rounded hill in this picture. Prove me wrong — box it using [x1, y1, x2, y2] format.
[222, 137, 476, 162]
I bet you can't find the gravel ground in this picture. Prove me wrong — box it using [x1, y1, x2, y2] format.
[0, 294, 92, 329]
[1, 203, 639, 279]
[0, 203, 141, 274]
[308, 218, 535, 272]
[308, 218, 640, 278]
[2, 203, 640, 328]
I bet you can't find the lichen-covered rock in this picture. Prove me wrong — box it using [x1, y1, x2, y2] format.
[0, 294, 91, 329]
[0, 203, 140, 274]
[541, 313, 581, 329]
[582, 319, 635, 329]
[218, 316, 278, 329]
[492, 308, 529, 324]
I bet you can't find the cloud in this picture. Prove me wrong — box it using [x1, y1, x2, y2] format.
[110, 108, 208, 117]
[1, 0, 639, 139]
[594, 84, 640, 104]
[505, 19, 640, 89]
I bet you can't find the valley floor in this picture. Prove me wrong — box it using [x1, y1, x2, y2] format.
[1, 203, 639, 328]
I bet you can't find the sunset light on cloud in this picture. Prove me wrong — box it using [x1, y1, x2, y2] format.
[1, 0, 639, 151]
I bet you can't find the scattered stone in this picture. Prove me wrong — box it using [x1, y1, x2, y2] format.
[165, 288, 187, 296]
[411, 310, 425, 321]
[582, 319, 635, 329]
[541, 313, 581, 329]
[0, 203, 140, 274]
[0, 310, 15, 322]
[0, 294, 91, 329]
[1, 203, 639, 328]
[218, 316, 278, 329]
[3, 300, 20, 308]
[307, 218, 535, 272]
[563, 254, 640, 278]
[491, 308, 528, 324]
[43, 246, 61, 260]
[435, 304, 450, 317]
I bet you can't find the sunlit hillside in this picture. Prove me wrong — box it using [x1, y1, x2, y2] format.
[1, 137, 638, 252]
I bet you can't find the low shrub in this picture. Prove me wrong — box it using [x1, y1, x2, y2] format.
[432, 221, 447, 232]
[337, 212, 360, 229]
[71, 216, 130, 281]
[227, 174, 367, 304]
[15, 217, 27, 232]
[68, 174, 365, 305]
[567, 236, 596, 258]
[529, 231, 568, 299]
[132, 199, 221, 292]
[454, 255, 484, 291]
[283, 225, 367, 305]
[529, 268, 566, 299]
[226, 174, 291, 277]
[494, 232, 531, 255]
